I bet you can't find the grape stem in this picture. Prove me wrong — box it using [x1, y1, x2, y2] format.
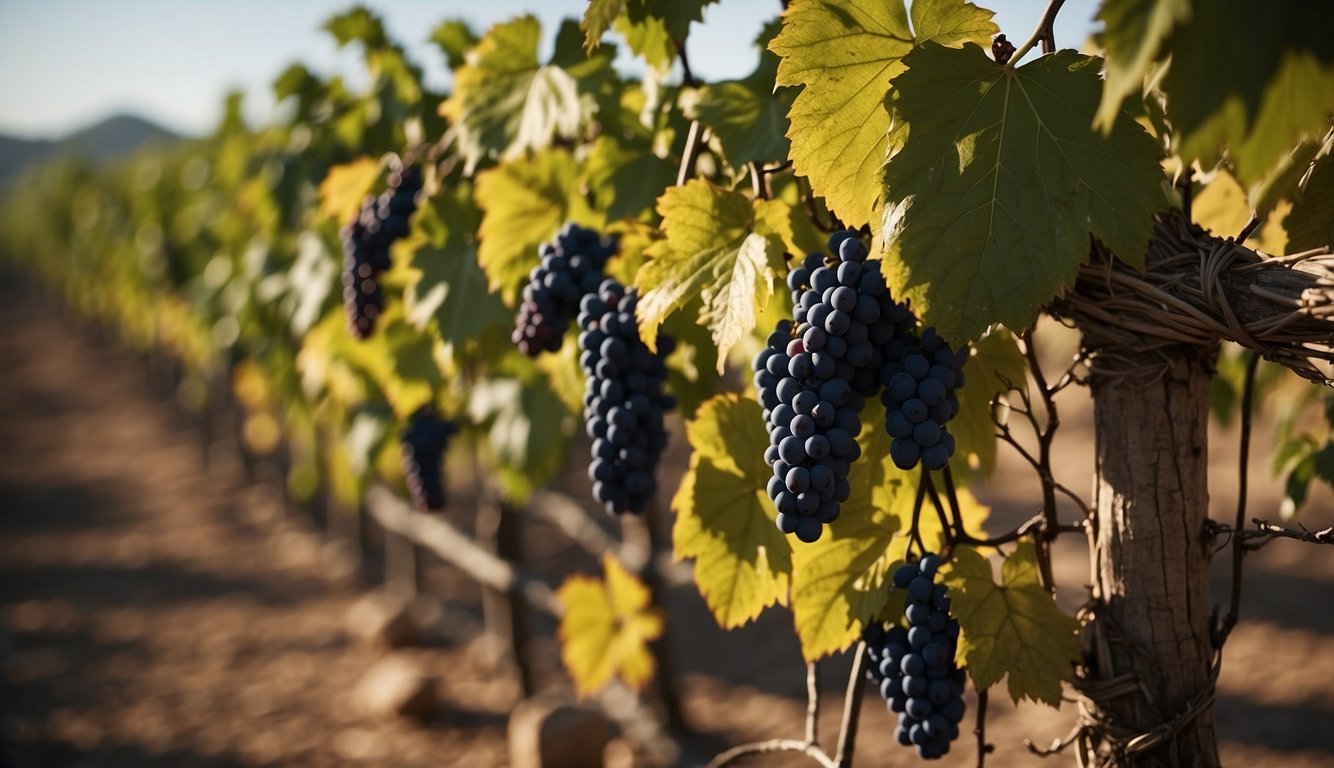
[1009, 0, 1067, 67]
[805, 662, 821, 746]
[676, 120, 707, 186]
[833, 641, 868, 768]
[974, 688, 994, 767]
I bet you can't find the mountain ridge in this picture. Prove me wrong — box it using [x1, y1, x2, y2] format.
[0, 113, 184, 185]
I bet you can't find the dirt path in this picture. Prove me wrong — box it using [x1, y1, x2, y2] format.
[0, 287, 514, 767]
[1, 280, 1331, 768]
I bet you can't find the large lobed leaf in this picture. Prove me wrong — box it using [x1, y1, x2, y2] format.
[443, 16, 612, 173]
[401, 184, 511, 346]
[672, 395, 792, 629]
[770, 0, 997, 229]
[1164, 1, 1334, 186]
[881, 45, 1165, 343]
[1093, 0, 1191, 131]
[557, 553, 665, 697]
[634, 180, 788, 370]
[474, 149, 601, 306]
[942, 542, 1080, 705]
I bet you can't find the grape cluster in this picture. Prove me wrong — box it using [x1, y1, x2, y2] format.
[400, 407, 457, 511]
[880, 328, 968, 471]
[513, 223, 617, 356]
[341, 164, 423, 339]
[864, 554, 966, 760]
[577, 279, 676, 515]
[754, 231, 917, 543]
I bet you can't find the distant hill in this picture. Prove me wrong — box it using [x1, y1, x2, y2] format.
[0, 114, 183, 186]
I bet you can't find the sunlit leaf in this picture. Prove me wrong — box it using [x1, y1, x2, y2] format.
[557, 553, 665, 697]
[673, 395, 792, 628]
[942, 542, 1080, 705]
[474, 149, 601, 305]
[317, 157, 380, 225]
[770, 0, 997, 228]
[635, 179, 787, 369]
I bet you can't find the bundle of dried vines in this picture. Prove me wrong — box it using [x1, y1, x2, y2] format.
[1054, 212, 1334, 385]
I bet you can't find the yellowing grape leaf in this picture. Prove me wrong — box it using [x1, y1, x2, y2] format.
[1165, 1, 1334, 185]
[1093, 0, 1191, 131]
[443, 16, 613, 172]
[881, 45, 1165, 344]
[951, 328, 1027, 479]
[942, 542, 1080, 706]
[318, 157, 380, 224]
[1285, 153, 1334, 252]
[790, 399, 990, 660]
[635, 180, 787, 369]
[475, 149, 601, 305]
[770, 0, 996, 229]
[402, 185, 511, 346]
[557, 553, 665, 697]
[673, 395, 792, 629]
[581, 0, 624, 50]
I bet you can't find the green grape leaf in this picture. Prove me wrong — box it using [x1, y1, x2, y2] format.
[770, 0, 997, 229]
[673, 395, 792, 629]
[1285, 153, 1334, 251]
[1093, 0, 1191, 131]
[584, 135, 676, 222]
[881, 44, 1165, 343]
[466, 362, 570, 501]
[402, 185, 511, 346]
[475, 149, 602, 305]
[442, 16, 613, 173]
[1165, 1, 1334, 185]
[942, 542, 1081, 706]
[557, 553, 665, 697]
[696, 21, 791, 168]
[430, 19, 479, 69]
[952, 328, 1027, 479]
[317, 156, 381, 224]
[582, 0, 625, 50]
[635, 180, 787, 369]
[323, 7, 388, 49]
[790, 399, 990, 660]
[660, 297, 724, 418]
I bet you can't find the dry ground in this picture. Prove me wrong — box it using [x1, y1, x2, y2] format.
[1, 282, 1331, 768]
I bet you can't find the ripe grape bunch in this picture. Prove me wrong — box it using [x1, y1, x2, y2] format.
[880, 328, 968, 471]
[400, 407, 457, 511]
[577, 278, 676, 515]
[863, 553, 966, 760]
[341, 162, 424, 339]
[754, 231, 916, 543]
[513, 223, 617, 356]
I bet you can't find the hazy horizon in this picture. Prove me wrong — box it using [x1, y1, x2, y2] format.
[0, 0, 1099, 140]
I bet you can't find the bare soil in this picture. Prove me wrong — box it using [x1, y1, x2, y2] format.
[1, 284, 1331, 768]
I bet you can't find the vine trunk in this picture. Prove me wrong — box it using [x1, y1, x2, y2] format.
[1080, 340, 1221, 767]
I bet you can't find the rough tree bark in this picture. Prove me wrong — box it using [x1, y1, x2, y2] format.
[1058, 215, 1333, 767]
[1080, 341, 1220, 768]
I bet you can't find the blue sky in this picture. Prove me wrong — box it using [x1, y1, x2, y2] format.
[0, 0, 1101, 138]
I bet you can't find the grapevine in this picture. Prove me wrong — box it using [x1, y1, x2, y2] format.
[340, 162, 423, 339]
